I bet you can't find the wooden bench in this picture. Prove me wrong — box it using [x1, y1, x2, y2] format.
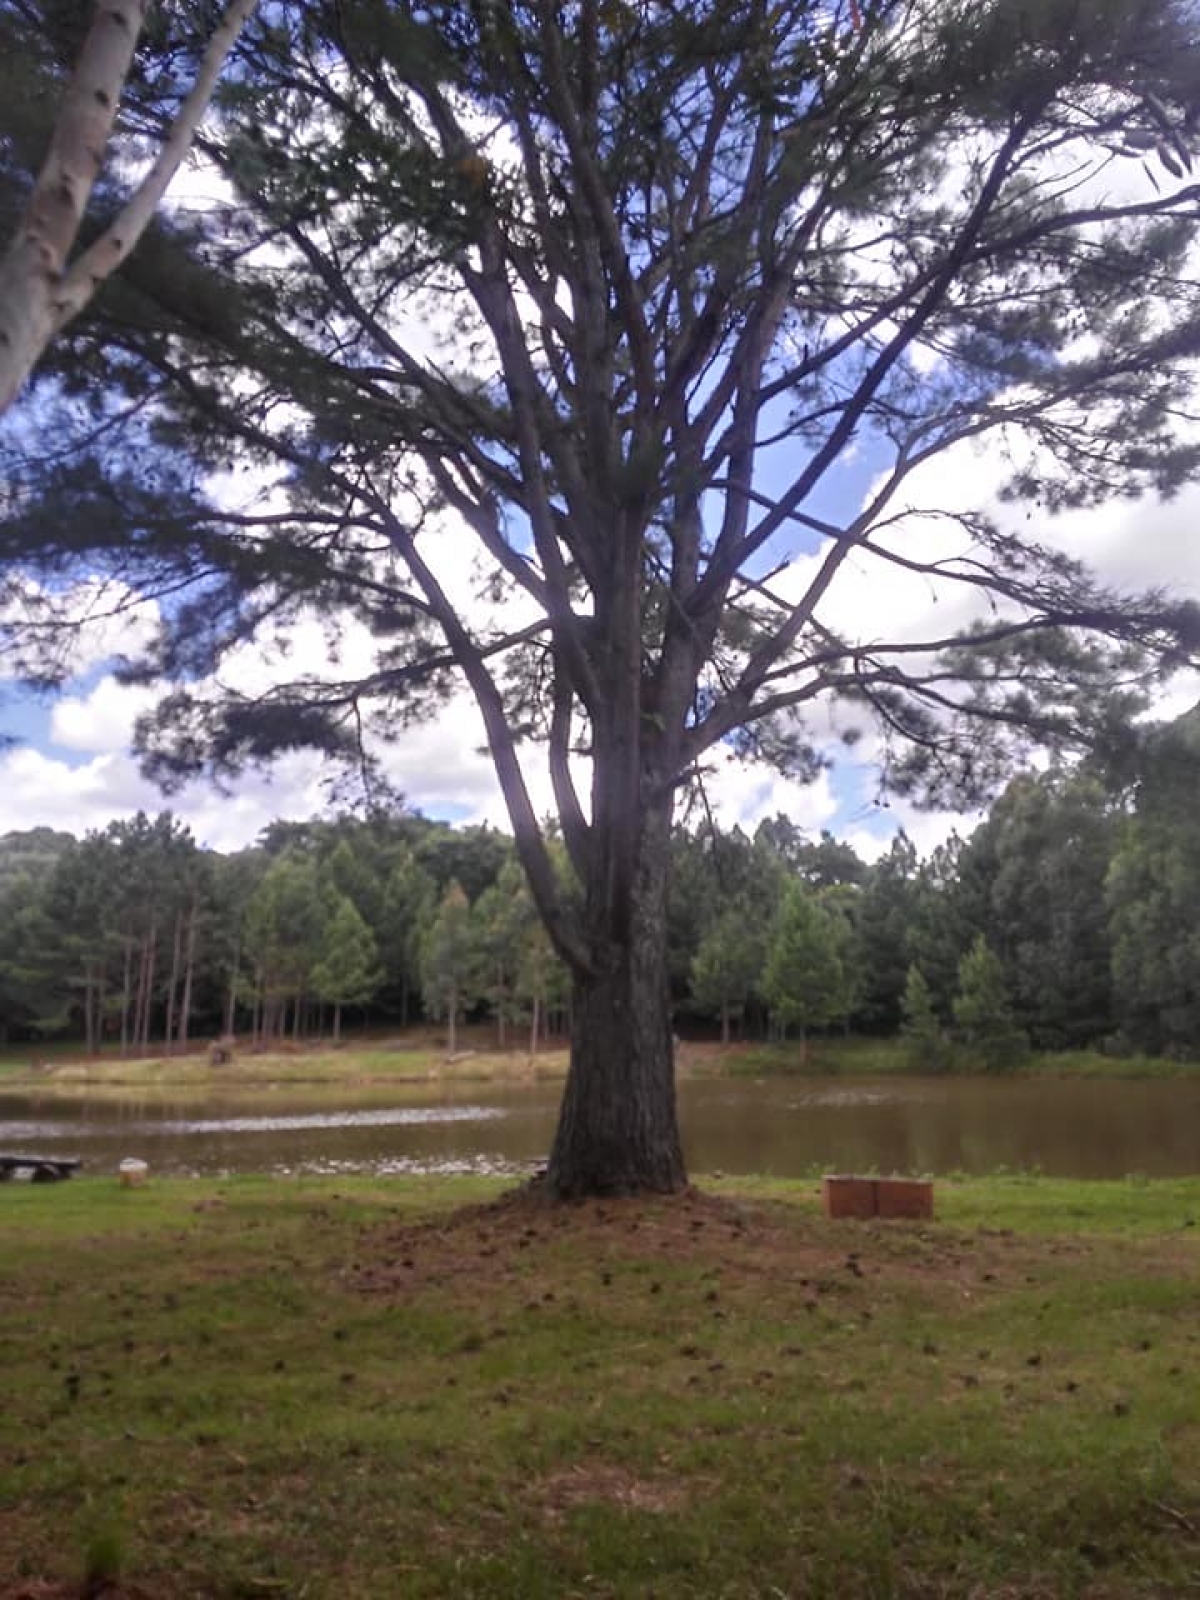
[0, 1154, 82, 1183]
[822, 1173, 933, 1220]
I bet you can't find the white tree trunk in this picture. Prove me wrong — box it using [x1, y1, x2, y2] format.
[0, 0, 257, 415]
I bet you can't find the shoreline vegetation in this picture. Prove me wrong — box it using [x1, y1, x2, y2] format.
[2, 1170, 1198, 1598]
[1, 1031, 1195, 1093]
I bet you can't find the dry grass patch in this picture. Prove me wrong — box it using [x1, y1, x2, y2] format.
[535, 1462, 690, 1519]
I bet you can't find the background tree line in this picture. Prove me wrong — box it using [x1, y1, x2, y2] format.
[4, 706, 1200, 1061]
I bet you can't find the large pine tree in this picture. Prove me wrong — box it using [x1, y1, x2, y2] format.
[4, 0, 1200, 1192]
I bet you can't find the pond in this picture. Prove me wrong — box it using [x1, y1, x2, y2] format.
[3, 1073, 1200, 1181]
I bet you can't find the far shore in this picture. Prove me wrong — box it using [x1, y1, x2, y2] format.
[1, 1030, 1196, 1094]
[0, 1033, 571, 1093]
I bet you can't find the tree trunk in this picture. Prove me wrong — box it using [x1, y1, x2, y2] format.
[140, 924, 157, 1050]
[546, 935, 685, 1197]
[82, 967, 96, 1057]
[163, 909, 183, 1057]
[0, 0, 259, 416]
[544, 804, 686, 1199]
[332, 1001, 342, 1043]
[0, 0, 145, 414]
[177, 902, 198, 1048]
[225, 935, 242, 1037]
[120, 937, 133, 1057]
[132, 936, 147, 1054]
[529, 992, 540, 1058]
[133, 928, 156, 1053]
[720, 1003, 730, 1047]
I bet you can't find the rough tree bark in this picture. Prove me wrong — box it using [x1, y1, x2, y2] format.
[544, 723, 688, 1196]
[545, 856, 685, 1197]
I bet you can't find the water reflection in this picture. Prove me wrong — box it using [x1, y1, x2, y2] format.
[2, 1074, 1199, 1180]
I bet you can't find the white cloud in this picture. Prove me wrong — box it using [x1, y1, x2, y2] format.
[750, 424, 1200, 861]
[170, 753, 337, 852]
[0, 743, 325, 850]
[841, 797, 981, 865]
[0, 580, 161, 685]
[8, 360, 1200, 865]
[770, 424, 1200, 708]
[50, 678, 159, 754]
[1146, 668, 1200, 725]
[4, 682, 557, 851]
[700, 757, 839, 835]
[0, 746, 167, 836]
[378, 691, 514, 819]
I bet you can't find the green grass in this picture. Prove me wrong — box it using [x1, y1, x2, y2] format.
[717, 1035, 1200, 1079]
[721, 1036, 918, 1076]
[2, 1172, 1199, 1597]
[1032, 1048, 1200, 1079]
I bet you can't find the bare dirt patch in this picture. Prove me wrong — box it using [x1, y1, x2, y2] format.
[343, 1183, 1063, 1311]
[535, 1461, 689, 1519]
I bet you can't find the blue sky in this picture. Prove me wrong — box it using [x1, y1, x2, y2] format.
[6, 0, 1200, 866]
[4, 225, 1200, 860]
[0, 353, 924, 855]
[3, 414, 1199, 860]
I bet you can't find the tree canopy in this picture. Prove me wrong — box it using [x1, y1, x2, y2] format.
[4, 0, 1200, 1191]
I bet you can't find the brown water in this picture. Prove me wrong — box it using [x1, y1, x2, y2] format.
[3, 1074, 1200, 1180]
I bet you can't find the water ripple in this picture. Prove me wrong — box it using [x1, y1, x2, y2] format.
[0, 1105, 508, 1141]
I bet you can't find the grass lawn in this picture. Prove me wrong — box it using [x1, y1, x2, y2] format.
[714, 1037, 1200, 1079]
[2, 1172, 1198, 1598]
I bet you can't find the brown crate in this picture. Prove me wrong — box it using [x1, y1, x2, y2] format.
[875, 1177, 934, 1220]
[821, 1175, 877, 1219]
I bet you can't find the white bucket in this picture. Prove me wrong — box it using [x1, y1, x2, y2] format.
[118, 1158, 148, 1188]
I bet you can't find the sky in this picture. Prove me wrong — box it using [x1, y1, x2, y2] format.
[4, 70, 1200, 862]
